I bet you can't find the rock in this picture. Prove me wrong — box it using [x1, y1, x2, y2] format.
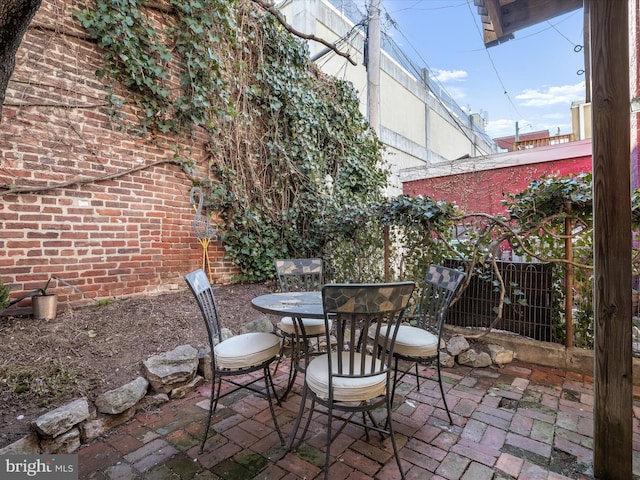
[447, 335, 470, 356]
[0, 434, 41, 454]
[33, 398, 90, 438]
[239, 316, 274, 334]
[143, 345, 198, 394]
[81, 407, 138, 443]
[439, 351, 455, 368]
[488, 344, 515, 365]
[95, 376, 149, 414]
[220, 327, 234, 341]
[458, 349, 492, 368]
[198, 346, 213, 380]
[135, 393, 170, 411]
[40, 428, 81, 454]
[171, 375, 205, 399]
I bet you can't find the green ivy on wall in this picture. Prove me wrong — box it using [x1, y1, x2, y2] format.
[74, 0, 235, 135]
[204, 10, 389, 281]
[74, 0, 389, 281]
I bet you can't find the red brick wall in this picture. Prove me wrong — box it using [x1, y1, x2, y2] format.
[0, 0, 237, 306]
[403, 157, 593, 216]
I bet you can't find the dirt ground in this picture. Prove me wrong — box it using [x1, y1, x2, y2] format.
[0, 281, 276, 449]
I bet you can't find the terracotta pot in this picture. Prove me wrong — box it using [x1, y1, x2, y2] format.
[32, 294, 58, 320]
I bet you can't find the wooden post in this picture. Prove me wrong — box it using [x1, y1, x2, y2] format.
[591, 1, 632, 478]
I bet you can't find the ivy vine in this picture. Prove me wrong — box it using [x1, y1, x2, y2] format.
[74, 0, 235, 135]
[70, 0, 640, 349]
[204, 10, 389, 281]
[74, 0, 391, 281]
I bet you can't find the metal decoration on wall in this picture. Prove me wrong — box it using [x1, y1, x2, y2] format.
[190, 187, 219, 283]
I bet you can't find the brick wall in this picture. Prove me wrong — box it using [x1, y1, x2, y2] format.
[0, 0, 237, 306]
[403, 156, 592, 216]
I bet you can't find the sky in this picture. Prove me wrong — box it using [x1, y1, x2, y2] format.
[378, 0, 587, 139]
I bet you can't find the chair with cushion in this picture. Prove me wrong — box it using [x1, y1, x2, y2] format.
[289, 281, 415, 480]
[376, 264, 466, 424]
[184, 269, 284, 452]
[273, 258, 327, 399]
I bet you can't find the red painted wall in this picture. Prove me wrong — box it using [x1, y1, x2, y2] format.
[403, 156, 592, 216]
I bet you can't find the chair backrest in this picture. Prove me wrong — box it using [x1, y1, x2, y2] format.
[185, 269, 222, 348]
[322, 282, 415, 379]
[274, 258, 323, 292]
[415, 265, 466, 334]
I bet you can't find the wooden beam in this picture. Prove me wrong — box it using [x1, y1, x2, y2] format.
[477, 0, 582, 47]
[484, 0, 504, 38]
[591, 1, 632, 478]
[499, 0, 583, 35]
[583, 3, 591, 103]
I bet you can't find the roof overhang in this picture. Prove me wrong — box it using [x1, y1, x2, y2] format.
[474, 0, 584, 47]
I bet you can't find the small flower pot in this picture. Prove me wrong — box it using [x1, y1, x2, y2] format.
[32, 294, 58, 320]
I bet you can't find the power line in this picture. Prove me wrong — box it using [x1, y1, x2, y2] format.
[463, 0, 524, 122]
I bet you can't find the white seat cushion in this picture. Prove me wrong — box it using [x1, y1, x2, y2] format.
[277, 316, 331, 336]
[306, 352, 387, 402]
[373, 324, 438, 358]
[214, 332, 280, 370]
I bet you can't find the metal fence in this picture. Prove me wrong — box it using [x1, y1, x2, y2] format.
[444, 259, 556, 343]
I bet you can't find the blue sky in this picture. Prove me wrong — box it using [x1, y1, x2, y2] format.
[379, 0, 587, 139]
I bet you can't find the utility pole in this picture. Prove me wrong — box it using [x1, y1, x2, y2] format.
[367, 0, 381, 134]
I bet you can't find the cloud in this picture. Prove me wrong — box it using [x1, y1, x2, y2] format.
[485, 118, 515, 138]
[516, 82, 586, 107]
[543, 112, 566, 120]
[443, 85, 467, 101]
[433, 69, 468, 83]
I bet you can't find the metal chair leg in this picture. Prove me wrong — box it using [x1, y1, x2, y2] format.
[200, 374, 219, 453]
[287, 383, 315, 450]
[386, 393, 406, 479]
[264, 366, 284, 444]
[324, 400, 333, 480]
[436, 354, 453, 424]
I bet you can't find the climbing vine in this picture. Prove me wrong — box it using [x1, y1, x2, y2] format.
[203, 11, 388, 280]
[74, 0, 235, 135]
[74, 0, 388, 281]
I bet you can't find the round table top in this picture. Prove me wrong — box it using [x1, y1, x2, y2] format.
[251, 291, 323, 319]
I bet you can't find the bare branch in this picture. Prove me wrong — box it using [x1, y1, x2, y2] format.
[251, 0, 357, 66]
[0, 159, 178, 195]
[461, 212, 594, 270]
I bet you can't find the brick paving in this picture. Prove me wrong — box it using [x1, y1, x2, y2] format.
[77, 361, 640, 479]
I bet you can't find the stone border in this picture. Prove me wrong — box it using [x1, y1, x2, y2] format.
[448, 326, 640, 384]
[0, 345, 209, 455]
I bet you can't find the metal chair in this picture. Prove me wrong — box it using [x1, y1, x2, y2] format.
[378, 264, 466, 424]
[289, 281, 415, 480]
[184, 269, 284, 452]
[273, 258, 327, 399]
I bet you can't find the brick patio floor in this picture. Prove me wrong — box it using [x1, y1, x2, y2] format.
[77, 360, 640, 479]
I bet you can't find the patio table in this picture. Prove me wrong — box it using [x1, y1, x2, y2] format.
[251, 291, 323, 319]
[251, 290, 325, 406]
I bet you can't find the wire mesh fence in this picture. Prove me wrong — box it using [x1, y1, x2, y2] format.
[444, 259, 556, 343]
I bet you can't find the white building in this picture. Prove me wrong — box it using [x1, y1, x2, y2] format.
[276, 0, 500, 194]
